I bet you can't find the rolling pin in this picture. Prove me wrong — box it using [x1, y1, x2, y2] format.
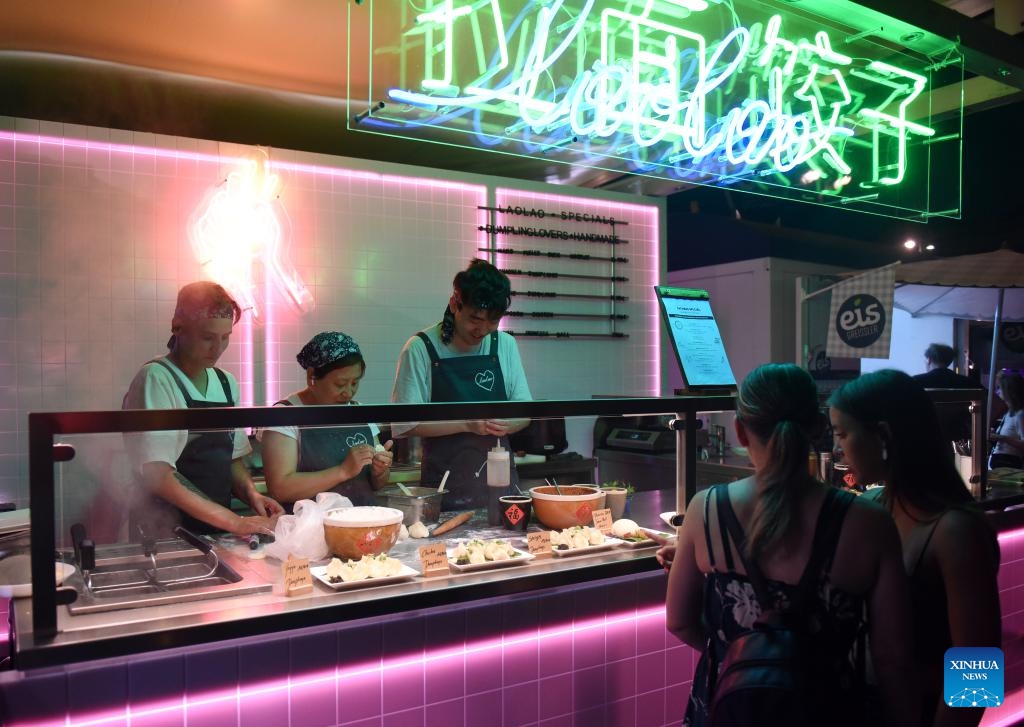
[431, 511, 473, 537]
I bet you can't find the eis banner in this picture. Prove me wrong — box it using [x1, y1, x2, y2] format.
[826, 266, 896, 359]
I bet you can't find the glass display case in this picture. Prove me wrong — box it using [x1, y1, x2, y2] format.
[16, 395, 734, 668]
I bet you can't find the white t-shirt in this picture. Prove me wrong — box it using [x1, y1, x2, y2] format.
[122, 357, 251, 473]
[258, 393, 381, 442]
[993, 409, 1023, 457]
[391, 324, 532, 405]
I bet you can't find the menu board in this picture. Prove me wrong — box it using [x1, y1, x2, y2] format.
[655, 286, 736, 391]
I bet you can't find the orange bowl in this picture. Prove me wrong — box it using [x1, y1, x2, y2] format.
[528, 486, 606, 530]
[323, 506, 403, 560]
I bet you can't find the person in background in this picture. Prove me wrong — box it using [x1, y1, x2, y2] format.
[392, 259, 531, 510]
[913, 343, 983, 451]
[123, 281, 283, 536]
[990, 368, 1024, 470]
[259, 331, 393, 506]
[665, 364, 913, 727]
[829, 369, 1001, 727]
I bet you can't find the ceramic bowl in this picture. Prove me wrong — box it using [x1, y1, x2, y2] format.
[528, 486, 606, 530]
[323, 506, 404, 560]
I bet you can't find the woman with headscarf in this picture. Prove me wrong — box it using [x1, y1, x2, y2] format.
[123, 281, 284, 536]
[260, 331, 393, 506]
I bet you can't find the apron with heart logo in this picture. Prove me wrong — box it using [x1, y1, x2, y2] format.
[416, 330, 519, 510]
[277, 400, 376, 506]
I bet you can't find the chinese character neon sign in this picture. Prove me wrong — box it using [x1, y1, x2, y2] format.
[354, 0, 962, 219]
[190, 157, 314, 320]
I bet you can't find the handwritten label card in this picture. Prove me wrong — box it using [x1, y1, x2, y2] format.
[418, 543, 450, 577]
[526, 531, 552, 558]
[592, 508, 614, 535]
[283, 554, 312, 596]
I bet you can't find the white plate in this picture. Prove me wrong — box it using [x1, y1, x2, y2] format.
[447, 546, 534, 572]
[0, 557, 76, 598]
[310, 563, 419, 591]
[551, 537, 624, 556]
[660, 511, 683, 528]
[617, 530, 674, 549]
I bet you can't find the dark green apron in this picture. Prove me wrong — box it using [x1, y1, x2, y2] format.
[141, 359, 236, 536]
[276, 400, 376, 506]
[417, 331, 518, 510]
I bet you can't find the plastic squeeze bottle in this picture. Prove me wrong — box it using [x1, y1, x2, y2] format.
[486, 439, 511, 525]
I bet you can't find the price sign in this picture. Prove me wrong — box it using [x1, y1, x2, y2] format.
[526, 531, 552, 557]
[592, 508, 614, 535]
[418, 543, 450, 577]
[282, 554, 312, 596]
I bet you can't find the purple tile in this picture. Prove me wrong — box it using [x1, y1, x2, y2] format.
[538, 627, 573, 678]
[540, 716, 574, 727]
[0, 668, 67, 723]
[503, 681, 539, 726]
[342, 718, 383, 727]
[291, 630, 339, 674]
[536, 590, 574, 628]
[465, 689, 502, 727]
[465, 604, 504, 642]
[383, 615, 425, 660]
[572, 583, 608, 621]
[183, 697, 238, 727]
[572, 665, 605, 715]
[665, 644, 694, 686]
[665, 683, 690, 724]
[573, 704, 608, 727]
[290, 678, 338, 727]
[503, 598, 539, 634]
[605, 618, 637, 662]
[340, 623, 383, 665]
[68, 661, 127, 715]
[538, 673, 573, 720]
[636, 572, 668, 606]
[425, 698, 464, 727]
[605, 579, 638, 613]
[608, 697, 637, 727]
[240, 639, 291, 685]
[605, 658, 637, 703]
[339, 670, 382, 722]
[503, 639, 539, 685]
[240, 687, 289, 727]
[636, 652, 666, 696]
[465, 647, 503, 693]
[635, 688, 666, 727]
[185, 646, 238, 694]
[425, 609, 465, 650]
[129, 655, 185, 705]
[424, 651, 466, 704]
[383, 707, 424, 727]
[574, 628, 606, 669]
[127, 711, 185, 727]
[382, 658, 425, 714]
[635, 614, 667, 655]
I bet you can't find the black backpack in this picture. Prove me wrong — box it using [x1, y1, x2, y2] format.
[708, 485, 857, 727]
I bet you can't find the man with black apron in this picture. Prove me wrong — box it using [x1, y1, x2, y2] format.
[122, 282, 283, 537]
[392, 260, 532, 510]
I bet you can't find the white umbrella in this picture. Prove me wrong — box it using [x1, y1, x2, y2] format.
[894, 246, 1024, 421]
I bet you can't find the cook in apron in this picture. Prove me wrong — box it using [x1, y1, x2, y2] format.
[135, 359, 237, 537]
[417, 331, 518, 510]
[276, 400, 376, 506]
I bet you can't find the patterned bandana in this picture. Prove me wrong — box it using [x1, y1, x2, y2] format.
[296, 331, 362, 370]
[172, 281, 238, 323]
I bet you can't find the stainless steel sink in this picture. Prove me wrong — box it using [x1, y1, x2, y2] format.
[66, 540, 272, 615]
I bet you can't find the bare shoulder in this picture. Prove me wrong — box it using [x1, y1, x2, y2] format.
[933, 507, 999, 565]
[842, 493, 900, 544]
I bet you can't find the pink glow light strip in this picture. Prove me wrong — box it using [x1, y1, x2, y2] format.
[34, 605, 667, 727]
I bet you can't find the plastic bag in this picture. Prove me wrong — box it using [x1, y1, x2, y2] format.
[264, 492, 352, 562]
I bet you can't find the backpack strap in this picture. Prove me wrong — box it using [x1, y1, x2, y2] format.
[704, 485, 719, 571]
[716, 486, 770, 605]
[794, 488, 856, 608]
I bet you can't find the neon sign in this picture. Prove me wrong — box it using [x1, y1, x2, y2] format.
[355, 0, 963, 219]
[189, 156, 314, 320]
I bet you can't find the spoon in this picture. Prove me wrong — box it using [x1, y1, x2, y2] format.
[437, 470, 450, 494]
[545, 477, 563, 496]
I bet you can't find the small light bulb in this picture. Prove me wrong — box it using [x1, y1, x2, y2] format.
[925, 244, 935, 251]
[903, 239, 917, 250]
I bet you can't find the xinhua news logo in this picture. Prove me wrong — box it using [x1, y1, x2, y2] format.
[945, 647, 1003, 708]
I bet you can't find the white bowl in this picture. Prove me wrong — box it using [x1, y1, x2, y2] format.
[0, 555, 76, 598]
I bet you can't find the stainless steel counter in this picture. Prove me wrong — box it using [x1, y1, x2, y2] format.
[11, 489, 677, 668]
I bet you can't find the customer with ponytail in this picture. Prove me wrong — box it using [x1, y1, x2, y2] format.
[666, 363, 913, 726]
